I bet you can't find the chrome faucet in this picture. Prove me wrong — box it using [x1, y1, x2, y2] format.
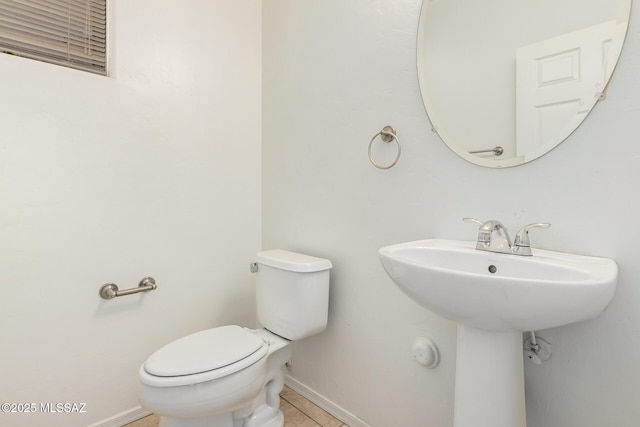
[464, 218, 550, 256]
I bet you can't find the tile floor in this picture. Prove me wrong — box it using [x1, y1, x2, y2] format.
[124, 386, 349, 427]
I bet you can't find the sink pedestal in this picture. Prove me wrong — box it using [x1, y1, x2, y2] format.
[454, 325, 526, 427]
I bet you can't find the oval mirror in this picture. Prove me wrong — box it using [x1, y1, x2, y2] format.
[417, 0, 632, 167]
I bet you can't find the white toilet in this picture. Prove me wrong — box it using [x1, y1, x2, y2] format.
[138, 250, 332, 427]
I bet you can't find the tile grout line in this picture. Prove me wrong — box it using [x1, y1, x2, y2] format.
[280, 394, 323, 427]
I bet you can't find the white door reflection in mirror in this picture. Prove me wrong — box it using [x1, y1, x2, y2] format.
[516, 20, 627, 161]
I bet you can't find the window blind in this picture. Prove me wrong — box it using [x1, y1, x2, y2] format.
[0, 0, 107, 75]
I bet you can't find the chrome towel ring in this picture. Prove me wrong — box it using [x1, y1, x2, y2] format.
[368, 125, 401, 169]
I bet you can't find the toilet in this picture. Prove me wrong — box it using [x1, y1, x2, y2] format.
[138, 250, 332, 427]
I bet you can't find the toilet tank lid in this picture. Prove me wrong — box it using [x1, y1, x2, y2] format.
[256, 250, 332, 272]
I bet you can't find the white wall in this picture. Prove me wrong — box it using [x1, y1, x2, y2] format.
[263, 1, 640, 427]
[0, 1, 261, 426]
[2, 2, 639, 426]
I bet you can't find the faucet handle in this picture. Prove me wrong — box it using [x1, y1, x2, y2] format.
[466, 218, 509, 235]
[463, 217, 484, 226]
[513, 223, 551, 254]
[463, 218, 487, 242]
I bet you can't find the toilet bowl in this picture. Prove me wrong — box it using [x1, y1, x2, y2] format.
[138, 250, 332, 427]
[138, 326, 291, 427]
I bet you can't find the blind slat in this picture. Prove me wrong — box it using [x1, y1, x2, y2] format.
[5, 0, 105, 23]
[0, 34, 107, 60]
[0, 29, 106, 59]
[0, 0, 107, 75]
[0, 5, 105, 32]
[0, 10, 106, 33]
[0, 17, 106, 44]
[0, 16, 107, 44]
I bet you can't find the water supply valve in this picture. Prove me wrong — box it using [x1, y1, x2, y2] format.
[524, 334, 552, 364]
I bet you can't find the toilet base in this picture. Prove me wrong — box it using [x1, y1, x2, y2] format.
[158, 411, 284, 427]
[247, 409, 284, 427]
[262, 410, 284, 427]
[157, 396, 285, 427]
[158, 414, 236, 427]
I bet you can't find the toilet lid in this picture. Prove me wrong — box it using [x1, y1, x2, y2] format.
[144, 325, 266, 377]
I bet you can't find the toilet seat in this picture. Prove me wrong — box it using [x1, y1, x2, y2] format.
[140, 325, 268, 388]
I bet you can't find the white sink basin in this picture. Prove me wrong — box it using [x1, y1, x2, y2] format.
[379, 238, 617, 427]
[379, 239, 617, 332]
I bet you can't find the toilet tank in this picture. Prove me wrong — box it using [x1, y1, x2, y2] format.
[254, 250, 332, 340]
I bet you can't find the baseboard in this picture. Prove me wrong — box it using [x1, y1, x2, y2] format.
[90, 380, 366, 427]
[284, 375, 371, 427]
[87, 406, 151, 427]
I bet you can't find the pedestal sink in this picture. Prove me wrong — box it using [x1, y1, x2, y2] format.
[378, 239, 617, 427]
